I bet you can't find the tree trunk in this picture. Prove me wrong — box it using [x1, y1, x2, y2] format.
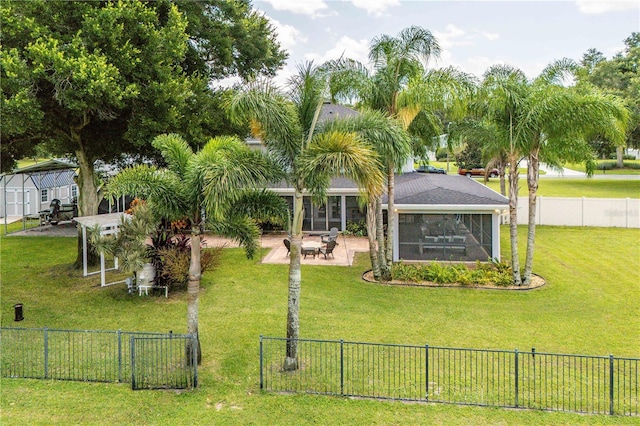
[499, 163, 507, 196]
[73, 130, 101, 268]
[385, 161, 395, 266]
[366, 198, 381, 280]
[523, 148, 540, 285]
[616, 145, 624, 169]
[376, 196, 389, 280]
[187, 227, 202, 364]
[508, 154, 522, 286]
[284, 187, 304, 371]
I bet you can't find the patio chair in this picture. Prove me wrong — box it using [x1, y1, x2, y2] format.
[321, 227, 339, 245]
[319, 240, 337, 259]
[283, 238, 291, 256]
[47, 199, 61, 225]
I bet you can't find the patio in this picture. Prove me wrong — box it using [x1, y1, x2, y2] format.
[9, 222, 368, 266]
[202, 233, 369, 266]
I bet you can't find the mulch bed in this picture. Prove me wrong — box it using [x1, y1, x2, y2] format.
[362, 270, 546, 291]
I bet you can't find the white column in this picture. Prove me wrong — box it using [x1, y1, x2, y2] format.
[492, 212, 501, 261]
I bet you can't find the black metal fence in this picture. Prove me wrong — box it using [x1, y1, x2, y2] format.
[259, 337, 639, 416]
[0, 327, 197, 390]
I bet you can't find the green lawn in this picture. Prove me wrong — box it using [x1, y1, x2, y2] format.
[566, 160, 640, 175]
[1, 227, 639, 425]
[484, 178, 640, 198]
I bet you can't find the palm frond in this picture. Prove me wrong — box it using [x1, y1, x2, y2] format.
[151, 133, 193, 178]
[226, 79, 303, 164]
[228, 189, 290, 228]
[206, 216, 261, 259]
[300, 131, 385, 197]
[105, 164, 188, 220]
[196, 137, 286, 221]
[320, 109, 412, 167]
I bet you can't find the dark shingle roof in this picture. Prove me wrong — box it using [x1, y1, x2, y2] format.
[390, 173, 508, 206]
[268, 172, 508, 207]
[318, 102, 359, 122]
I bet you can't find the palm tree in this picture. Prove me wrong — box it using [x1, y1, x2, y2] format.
[477, 62, 629, 286]
[368, 26, 441, 267]
[476, 65, 529, 285]
[227, 62, 389, 370]
[330, 29, 477, 275]
[105, 133, 287, 362]
[318, 109, 412, 281]
[516, 61, 629, 285]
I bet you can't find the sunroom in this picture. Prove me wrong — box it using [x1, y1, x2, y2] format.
[387, 173, 508, 262]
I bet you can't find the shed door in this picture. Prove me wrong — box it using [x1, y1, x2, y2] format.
[6, 189, 31, 216]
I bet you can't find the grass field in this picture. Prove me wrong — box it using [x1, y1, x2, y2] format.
[566, 160, 640, 175]
[1, 226, 638, 425]
[483, 178, 639, 198]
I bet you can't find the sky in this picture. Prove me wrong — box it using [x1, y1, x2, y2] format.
[249, 0, 640, 85]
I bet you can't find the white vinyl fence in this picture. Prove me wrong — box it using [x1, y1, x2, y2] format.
[503, 197, 640, 228]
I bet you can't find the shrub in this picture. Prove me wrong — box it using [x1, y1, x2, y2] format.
[157, 244, 221, 291]
[435, 147, 450, 161]
[344, 220, 367, 237]
[390, 260, 513, 286]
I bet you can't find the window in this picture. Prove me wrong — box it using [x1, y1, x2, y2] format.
[71, 185, 78, 200]
[41, 189, 48, 203]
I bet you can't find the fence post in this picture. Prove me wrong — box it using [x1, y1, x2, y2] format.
[259, 336, 264, 390]
[425, 344, 429, 401]
[192, 334, 198, 388]
[43, 327, 48, 379]
[609, 354, 614, 415]
[514, 349, 519, 408]
[340, 339, 344, 396]
[130, 336, 135, 390]
[117, 330, 122, 383]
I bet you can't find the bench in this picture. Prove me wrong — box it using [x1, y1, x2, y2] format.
[418, 235, 467, 255]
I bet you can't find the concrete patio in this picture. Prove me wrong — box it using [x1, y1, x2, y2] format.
[203, 233, 369, 266]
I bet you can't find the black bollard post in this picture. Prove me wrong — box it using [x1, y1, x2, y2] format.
[14, 303, 24, 321]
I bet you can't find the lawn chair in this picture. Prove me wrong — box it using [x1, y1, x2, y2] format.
[47, 199, 62, 224]
[283, 238, 291, 256]
[319, 240, 337, 259]
[321, 227, 339, 245]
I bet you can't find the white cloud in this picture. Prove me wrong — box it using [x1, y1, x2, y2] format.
[304, 36, 370, 65]
[267, 17, 308, 52]
[476, 30, 500, 41]
[434, 24, 472, 49]
[262, 0, 328, 15]
[575, 0, 639, 14]
[350, 0, 401, 16]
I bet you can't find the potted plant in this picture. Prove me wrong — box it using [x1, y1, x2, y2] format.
[90, 200, 157, 291]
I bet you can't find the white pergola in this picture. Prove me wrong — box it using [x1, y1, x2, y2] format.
[75, 212, 129, 286]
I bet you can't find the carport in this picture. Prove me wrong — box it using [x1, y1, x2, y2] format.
[1, 159, 78, 234]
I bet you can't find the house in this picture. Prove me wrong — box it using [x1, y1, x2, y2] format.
[267, 172, 508, 262]
[250, 101, 508, 262]
[0, 159, 78, 218]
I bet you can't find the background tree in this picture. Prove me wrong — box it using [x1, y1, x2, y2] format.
[577, 33, 640, 166]
[0, 0, 285, 264]
[227, 62, 387, 370]
[105, 133, 287, 362]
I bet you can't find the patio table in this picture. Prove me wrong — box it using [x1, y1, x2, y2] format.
[301, 241, 322, 258]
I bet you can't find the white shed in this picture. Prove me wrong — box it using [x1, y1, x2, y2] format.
[1, 159, 78, 219]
